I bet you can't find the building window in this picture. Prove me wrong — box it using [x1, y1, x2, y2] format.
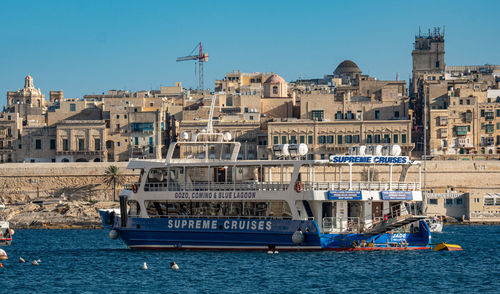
[466, 99, 470, 105]
[346, 111, 353, 120]
[50, 139, 56, 150]
[481, 109, 485, 117]
[337, 135, 342, 145]
[299, 136, 305, 144]
[117, 142, 121, 147]
[445, 199, 453, 205]
[63, 139, 69, 151]
[135, 137, 139, 145]
[428, 199, 438, 205]
[18, 144, 22, 149]
[327, 135, 334, 144]
[393, 134, 399, 144]
[273, 86, 278, 95]
[335, 111, 342, 120]
[474, 198, 480, 203]
[345, 135, 352, 144]
[117, 115, 120, 119]
[7, 128, 11, 136]
[244, 107, 249, 113]
[459, 100, 463, 105]
[95, 138, 101, 151]
[402, 134, 407, 144]
[249, 115, 254, 120]
[290, 136, 297, 144]
[35, 139, 41, 150]
[383, 134, 390, 143]
[455, 198, 463, 205]
[318, 136, 326, 144]
[70, 103, 76, 112]
[375, 110, 380, 120]
[308, 135, 313, 144]
[320, 154, 325, 160]
[281, 136, 286, 144]
[484, 197, 495, 206]
[273, 136, 278, 145]
[366, 135, 372, 144]
[353, 135, 359, 143]
[394, 111, 399, 118]
[78, 139, 85, 151]
[312, 110, 324, 121]
[374, 134, 381, 143]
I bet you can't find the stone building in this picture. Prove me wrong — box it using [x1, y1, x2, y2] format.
[1, 76, 178, 162]
[410, 28, 500, 158]
[268, 60, 413, 159]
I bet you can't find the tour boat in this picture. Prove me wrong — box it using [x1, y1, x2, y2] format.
[100, 129, 431, 251]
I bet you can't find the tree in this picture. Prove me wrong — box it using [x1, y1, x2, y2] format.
[104, 165, 125, 201]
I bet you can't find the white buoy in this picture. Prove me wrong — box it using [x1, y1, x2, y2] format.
[273, 251, 279, 254]
[32, 260, 39, 266]
[267, 250, 274, 254]
[142, 262, 148, 270]
[109, 230, 119, 240]
[170, 261, 179, 270]
[19, 257, 26, 263]
[0, 249, 8, 260]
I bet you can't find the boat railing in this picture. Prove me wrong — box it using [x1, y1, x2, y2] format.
[145, 214, 293, 220]
[143, 181, 290, 192]
[303, 181, 420, 191]
[322, 217, 362, 234]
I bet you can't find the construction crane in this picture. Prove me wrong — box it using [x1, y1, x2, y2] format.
[176, 42, 208, 90]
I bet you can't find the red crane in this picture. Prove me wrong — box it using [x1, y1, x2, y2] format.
[176, 42, 209, 90]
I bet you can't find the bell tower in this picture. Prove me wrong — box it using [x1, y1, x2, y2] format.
[410, 27, 445, 95]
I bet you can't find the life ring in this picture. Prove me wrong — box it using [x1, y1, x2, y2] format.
[132, 184, 138, 193]
[294, 181, 303, 193]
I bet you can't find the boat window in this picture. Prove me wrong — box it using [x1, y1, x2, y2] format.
[127, 200, 141, 216]
[146, 168, 167, 183]
[144, 201, 292, 219]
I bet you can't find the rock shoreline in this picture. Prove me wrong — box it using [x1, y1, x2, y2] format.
[2, 201, 119, 229]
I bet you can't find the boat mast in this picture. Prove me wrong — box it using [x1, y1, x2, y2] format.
[422, 87, 427, 213]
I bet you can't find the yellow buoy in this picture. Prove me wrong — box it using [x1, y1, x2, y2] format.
[433, 242, 462, 251]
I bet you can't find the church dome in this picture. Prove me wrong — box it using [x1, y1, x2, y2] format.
[264, 74, 286, 84]
[334, 60, 362, 75]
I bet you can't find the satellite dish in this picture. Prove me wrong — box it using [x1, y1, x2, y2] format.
[181, 132, 189, 140]
[223, 132, 232, 141]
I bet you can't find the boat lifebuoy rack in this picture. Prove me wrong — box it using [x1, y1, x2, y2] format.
[294, 181, 303, 193]
[132, 184, 138, 193]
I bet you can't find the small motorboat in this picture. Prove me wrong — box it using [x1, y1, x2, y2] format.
[433, 242, 462, 251]
[0, 202, 13, 246]
[426, 217, 443, 233]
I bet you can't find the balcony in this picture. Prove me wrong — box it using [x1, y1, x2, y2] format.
[131, 122, 154, 133]
[438, 116, 448, 126]
[456, 126, 468, 136]
[57, 150, 106, 155]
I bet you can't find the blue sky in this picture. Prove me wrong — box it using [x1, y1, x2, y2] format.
[1, 0, 499, 104]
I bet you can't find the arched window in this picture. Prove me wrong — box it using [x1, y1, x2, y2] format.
[273, 86, 278, 95]
[61, 158, 70, 162]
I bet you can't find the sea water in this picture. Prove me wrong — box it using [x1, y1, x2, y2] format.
[0, 226, 499, 293]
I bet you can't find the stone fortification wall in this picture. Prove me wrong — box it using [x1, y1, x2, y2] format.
[0, 162, 139, 204]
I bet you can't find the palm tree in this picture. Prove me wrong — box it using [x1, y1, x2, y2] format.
[104, 165, 124, 201]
